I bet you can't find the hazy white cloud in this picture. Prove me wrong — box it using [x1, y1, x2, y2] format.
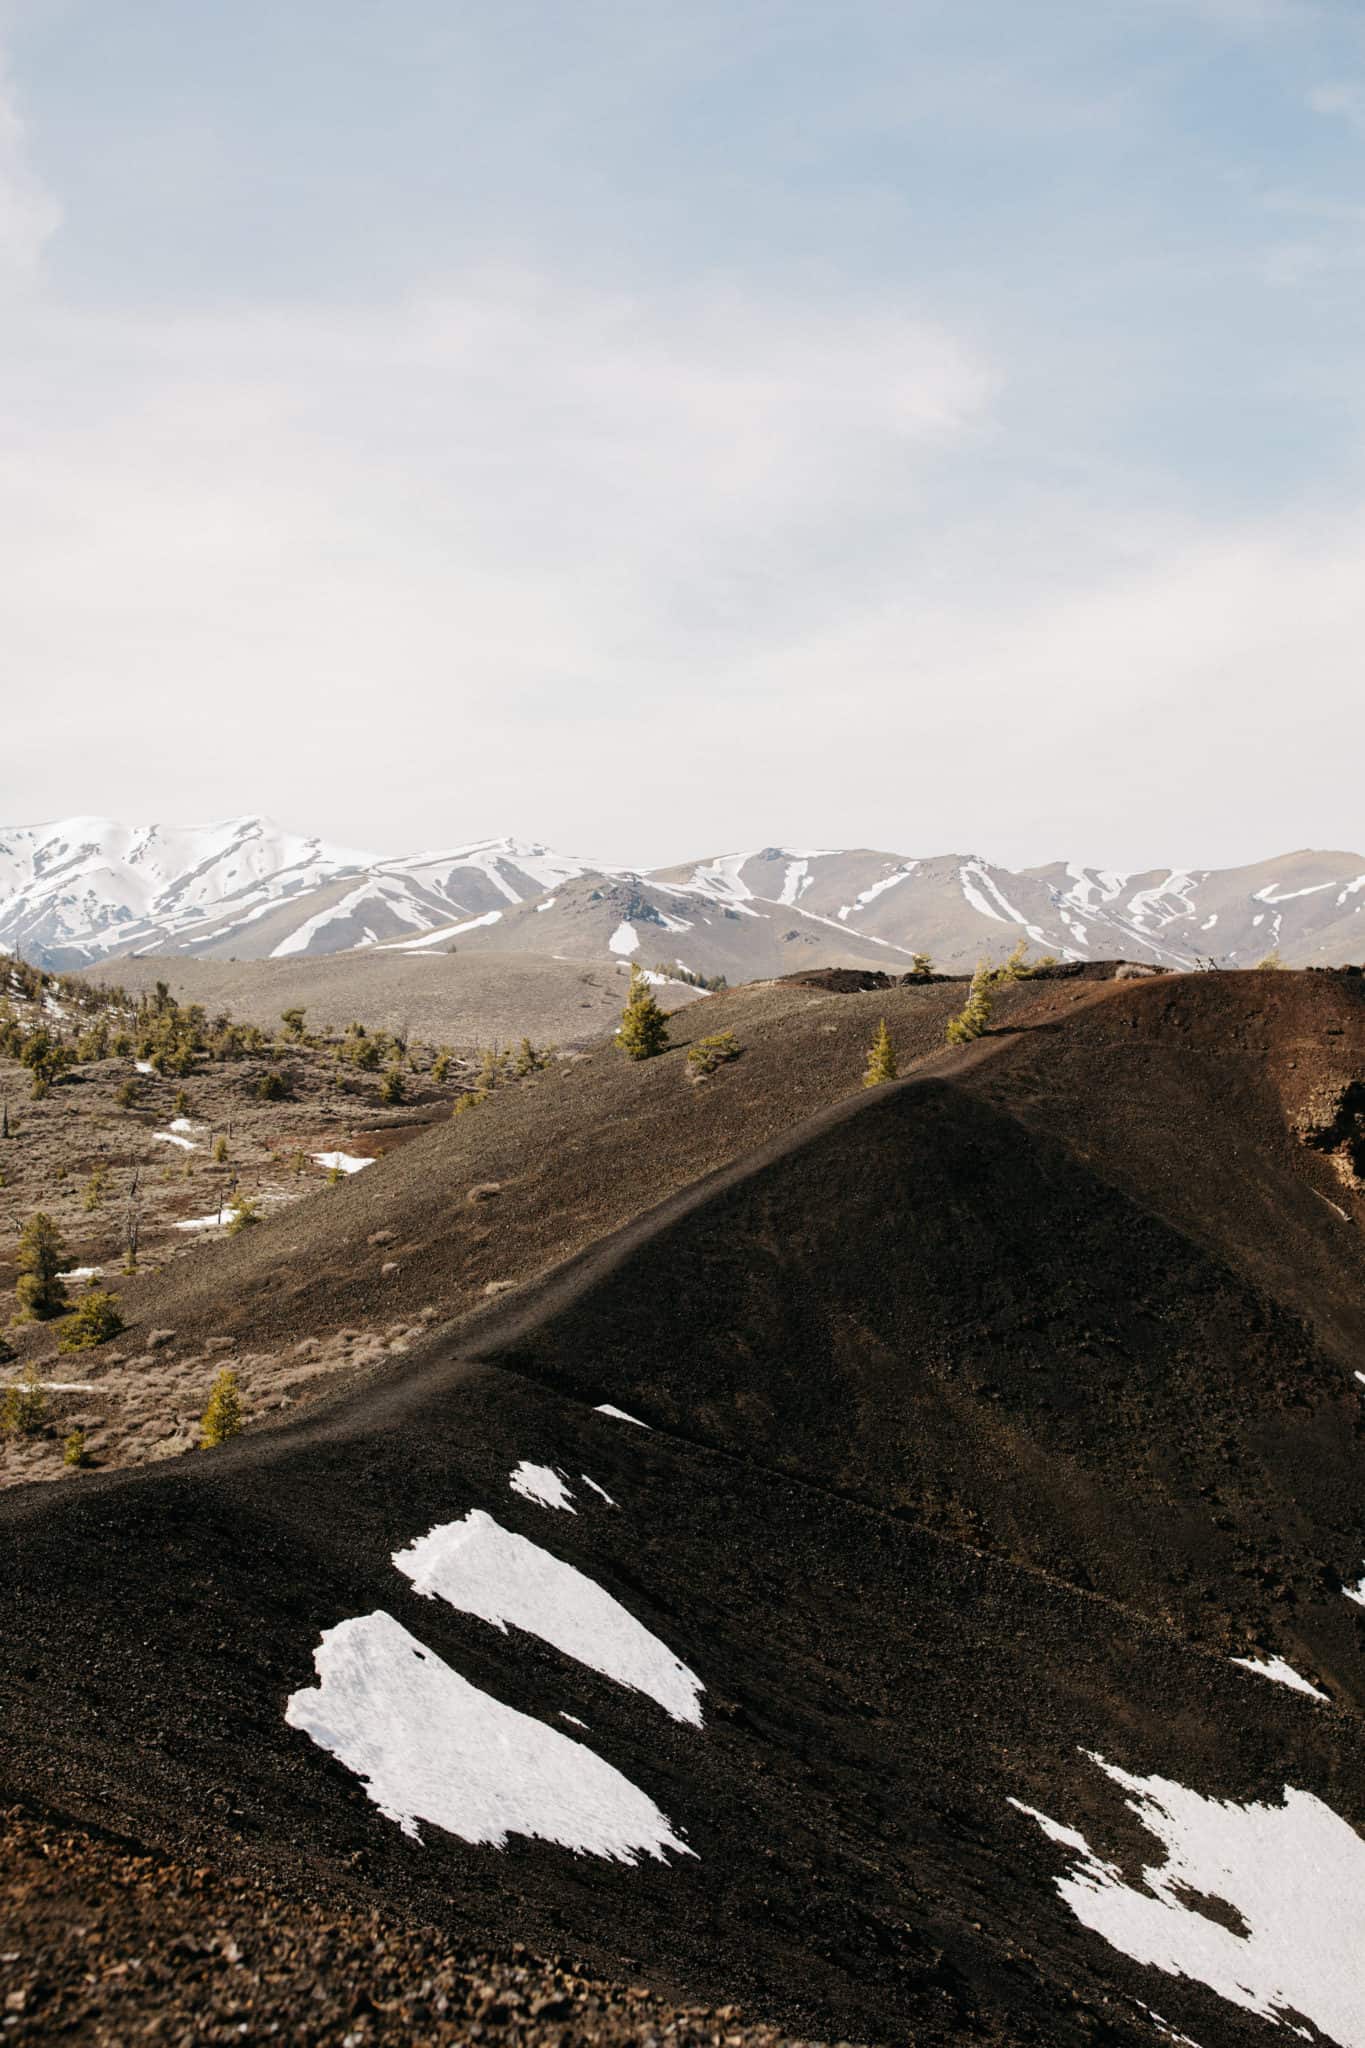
[3, 3, 1365, 871]
[1307, 80, 1365, 130]
[0, 50, 57, 278]
[0, 266, 1000, 854]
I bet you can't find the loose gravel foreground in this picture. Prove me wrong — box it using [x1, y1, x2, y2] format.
[0, 1806, 842, 2048]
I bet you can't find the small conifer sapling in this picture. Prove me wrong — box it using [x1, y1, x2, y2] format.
[863, 1018, 898, 1087]
[15, 1212, 68, 1321]
[200, 1368, 245, 1447]
[616, 967, 670, 1061]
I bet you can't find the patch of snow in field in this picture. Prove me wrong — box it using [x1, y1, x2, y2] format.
[536, 897, 557, 912]
[394, 1510, 704, 1725]
[581, 1475, 617, 1506]
[174, 1208, 230, 1231]
[154, 1130, 197, 1152]
[1230, 1654, 1328, 1700]
[285, 1611, 692, 1862]
[1343, 1573, 1365, 1610]
[134, 1060, 155, 1075]
[62, 1266, 102, 1283]
[1012, 1753, 1365, 2045]
[559, 1711, 587, 1728]
[510, 1462, 576, 1512]
[1201, 914, 1217, 930]
[1337, 875, 1365, 907]
[169, 1116, 200, 1135]
[595, 1403, 650, 1427]
[312, 1151, 374, 1174]
[608, 921, 639, 956]
[2, 1379, 98, 1392]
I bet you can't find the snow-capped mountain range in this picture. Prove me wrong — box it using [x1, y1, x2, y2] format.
[3, 815, 1364, 976]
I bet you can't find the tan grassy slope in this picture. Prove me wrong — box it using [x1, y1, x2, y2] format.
[72, 949, 704, 1050]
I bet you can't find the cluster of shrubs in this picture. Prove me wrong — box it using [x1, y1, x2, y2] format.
[451, 1037, 554, 1117]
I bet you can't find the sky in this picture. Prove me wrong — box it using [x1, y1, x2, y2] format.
[2, 0, 1365, 871]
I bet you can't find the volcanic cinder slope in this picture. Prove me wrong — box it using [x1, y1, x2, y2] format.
[5, 967, 1365, 2046]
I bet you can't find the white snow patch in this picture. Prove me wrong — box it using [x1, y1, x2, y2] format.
[536, 897, 557, 912]
[3, 1379, 98, 1392]
[1012, 1752, 1365, 2045]
[394, 1510, 704, 1726]
[134, 1060, 155, 1075]
[169, 1116, 200, 1134]
[62, 1266, 102, 1284]
[777, 859, 810, 907]
[1254, 881, 1336, 905]
[960, 872, 1008, 923]
[581, 1475, 617, 1506]
[1344, 1573, 1365, 1610]
[510, 1462, 577, 1513]
[384, 909, 504, 953]
[312, 1151, 375, 1174]
[1337, 875, 1365, 907]
[855, 863, 918, 911]
[1229, 1654, 1328, 1701]
[608, 920, 640, 957]
[1062, 865, 1128, 913]
[1132, 2001, 1203, 2046]
[595, 1403, 650, 1428]
[559, 1711, 587, 1729]
[174, 1208, 231, 1232]
[154, 1130, 197, 1152]
[285, 1611, 692, 1862]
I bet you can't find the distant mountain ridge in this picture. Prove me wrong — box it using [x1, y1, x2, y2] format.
[2, 815, 1364, 976]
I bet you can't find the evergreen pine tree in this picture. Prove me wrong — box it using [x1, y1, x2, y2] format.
[201, 1368, 245, 1446]
[380, 1065, 406, 1105]
[908, 953, 933, 979]
[863, 1018, 898, 1086]
[616, 967, 670, 1060]
[945, 963, 995, 1045]
[59, 1288, 124, 1351]
[15, 1212, 68, 1321]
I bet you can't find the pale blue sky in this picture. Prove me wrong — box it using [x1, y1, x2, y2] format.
[3, 0, 1364, 867]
